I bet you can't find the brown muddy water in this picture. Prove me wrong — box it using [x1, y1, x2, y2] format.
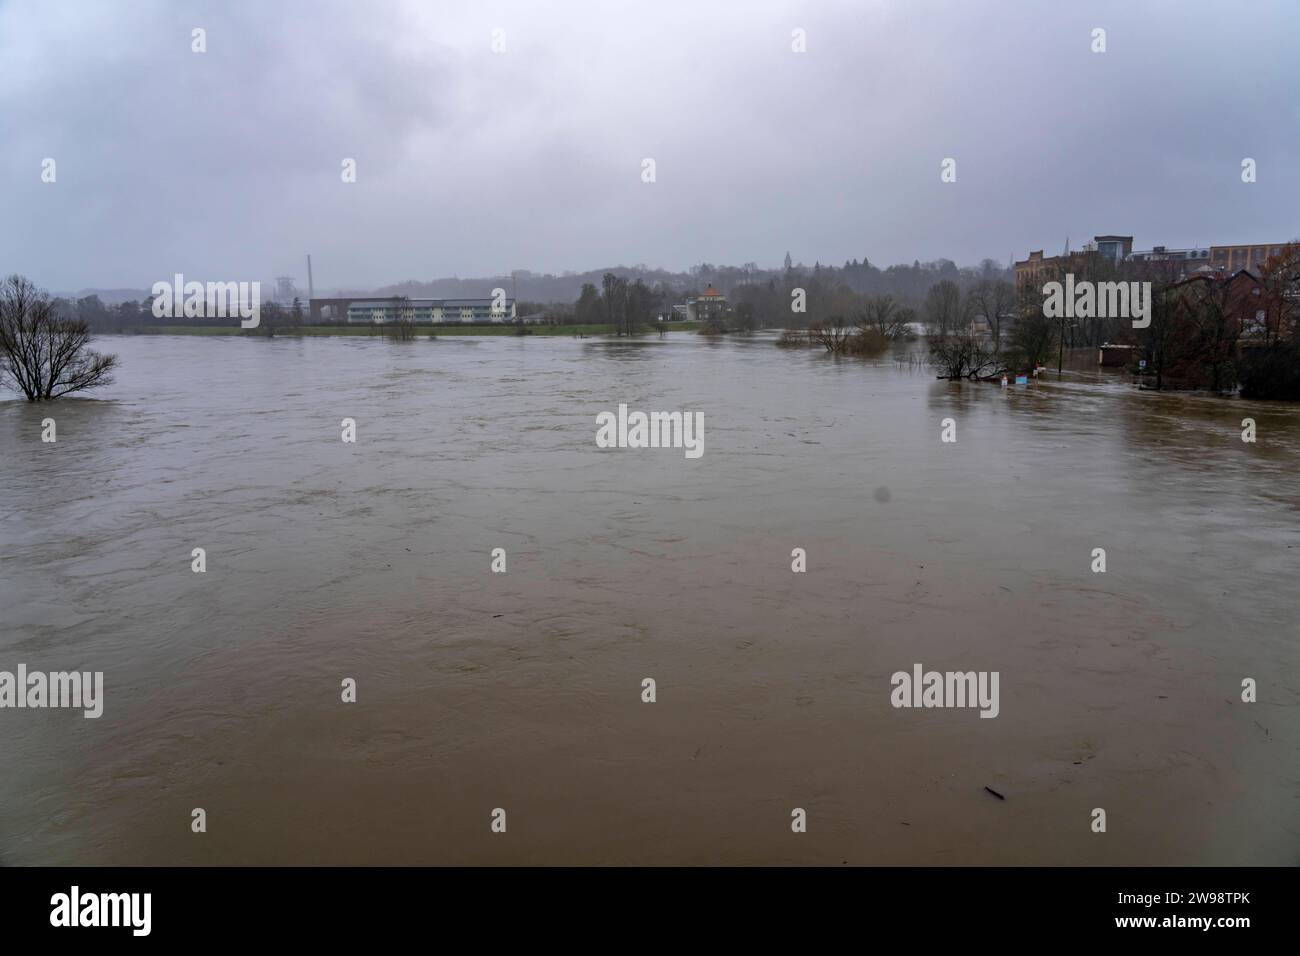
[1, 332, 1297, 865]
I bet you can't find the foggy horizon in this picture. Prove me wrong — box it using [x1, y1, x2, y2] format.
[3, 0, 1297, 292]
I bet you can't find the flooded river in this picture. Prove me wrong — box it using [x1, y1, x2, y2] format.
[1, 332, 1296, 864]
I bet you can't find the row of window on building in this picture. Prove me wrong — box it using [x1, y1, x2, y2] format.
[1016, 235, 1293, 290]
[343, 299, 517, 323]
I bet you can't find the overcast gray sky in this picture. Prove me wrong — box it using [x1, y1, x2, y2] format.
[2, 0, 1297, 293]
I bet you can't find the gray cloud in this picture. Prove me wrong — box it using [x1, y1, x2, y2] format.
[1, 0, 1296, 293]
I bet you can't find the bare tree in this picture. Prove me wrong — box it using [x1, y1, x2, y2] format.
[386, 317, 418, 340]
[383, 297, 418, 340]
[734, 301, 757, 332]
[1256, 243, 1300, 347]
[923, 280, 963, 336]
[622, 278, 655, 335]
[254, 301, 285, 337]
[809, 317, 889, 356]
[0, 274, 118, 401]
[928, 334, 1002, 380]
[1007, 311, 1056, 372]
[857, 294, 907, 338]
[967, 279, 1015, 343]
[1138, 279, 1190, 391]
[809, 317, 855, 352]
[602, 273, 633, 335]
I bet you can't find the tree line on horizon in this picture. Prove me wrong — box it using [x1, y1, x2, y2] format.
[373, 254, 1013, 309]
[5, 243, 1297, 401]
[523, 256, 1015, 337]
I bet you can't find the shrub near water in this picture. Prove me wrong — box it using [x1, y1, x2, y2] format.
[779, 321, 890, 356]
[776, 330, 814, 348]
[845, 327, 890, 356]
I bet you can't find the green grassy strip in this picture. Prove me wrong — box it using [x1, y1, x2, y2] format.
[123, 322, 703, 337]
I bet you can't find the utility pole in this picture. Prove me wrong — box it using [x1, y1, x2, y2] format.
[1057, 315, 1065, 377]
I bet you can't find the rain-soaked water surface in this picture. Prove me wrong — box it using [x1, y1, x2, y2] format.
[1, 332, 1297, 865]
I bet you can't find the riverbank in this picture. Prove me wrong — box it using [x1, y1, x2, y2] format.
[116, 322, 705, 337]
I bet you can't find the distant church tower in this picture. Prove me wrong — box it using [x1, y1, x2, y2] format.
[784, 251, 793, 271]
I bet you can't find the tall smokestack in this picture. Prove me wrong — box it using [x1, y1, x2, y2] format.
[307, 254, 314, 300]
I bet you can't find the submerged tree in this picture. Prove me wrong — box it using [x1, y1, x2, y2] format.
[0, 274, 118, 401]
[928, 333, 1001, 380]
[808, 317, 890, 356]
[809, 317, 856, 352]
[857, 294, 908, 339]
[966, 279, 1016, 344]
[923, 280, 964, 336]
[1007, 311, 1057, 372]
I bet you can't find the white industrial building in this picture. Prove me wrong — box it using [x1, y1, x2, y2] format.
[345, 297, 517, 324]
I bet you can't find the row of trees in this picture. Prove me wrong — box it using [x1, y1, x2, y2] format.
[45, 292, 306, 336]
[529, 259, 1018, 337]
[719, 277, 921, 334]
[60, 257, 1017, 341]
[373, 256, 1012, 307]
[668, 273, 1016, 340]
[920, 278, 1017, 340]
[570, 274, 665, 335]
